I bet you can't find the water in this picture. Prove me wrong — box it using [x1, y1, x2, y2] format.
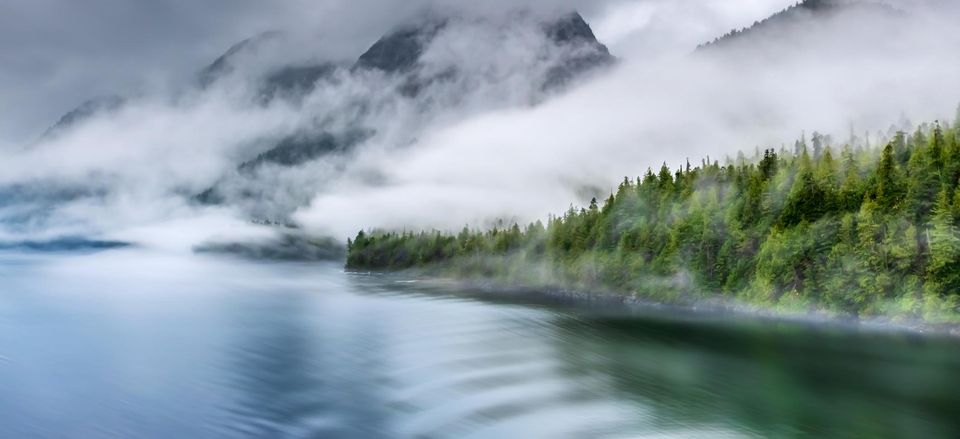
[1, 250, 959, 438]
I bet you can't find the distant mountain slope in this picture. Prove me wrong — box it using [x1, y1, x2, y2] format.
[260, 64, 339, 98]
[543, 12, 615, 91]
[31, 9, 617, 227]
[197, 32, 283, 88]
[353, 18, 448, 73]
[42, 9, 613, 143]
[39, 95, 125, 141]
[698, 0, 901, 52]
[191, 10, 615, 222]
[347, 11, 614, 95]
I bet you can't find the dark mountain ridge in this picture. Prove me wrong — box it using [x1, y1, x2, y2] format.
[542, 12, 615, 91]
[193, 10, 616, 218]
[197, 31, 284, 88]
[697, 0, 901, 52]
[353, 17, 448, 74]
[41, 10, 613, 147]
[39, 95, 125, 142]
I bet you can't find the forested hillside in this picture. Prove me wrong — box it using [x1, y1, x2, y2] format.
[697, 0, 899, 52]
[347, 112, 960, 321]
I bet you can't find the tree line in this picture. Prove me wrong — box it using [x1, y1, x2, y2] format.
[347, 111, 960, 321]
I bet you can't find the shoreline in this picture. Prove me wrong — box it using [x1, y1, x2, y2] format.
[354, 270, 960, 338]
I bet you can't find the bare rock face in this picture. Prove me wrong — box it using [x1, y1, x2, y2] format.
[545, 11, 610, 50]
[542, 12, 615, 91]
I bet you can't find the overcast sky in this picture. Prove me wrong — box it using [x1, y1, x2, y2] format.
[0, 0, 793, 146]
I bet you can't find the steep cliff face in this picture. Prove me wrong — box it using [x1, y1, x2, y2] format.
[545, 11, 611, 50]
[542, 12, 615, 91]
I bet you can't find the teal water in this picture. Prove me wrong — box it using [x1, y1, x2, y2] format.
[1, 250, 958, 438]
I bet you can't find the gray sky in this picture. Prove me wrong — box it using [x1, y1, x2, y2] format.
[2, 0, 249, 144]
[0, 0, 792, 146]
[0, 0, 388, 145]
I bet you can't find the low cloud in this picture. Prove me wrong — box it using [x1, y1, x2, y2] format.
[1, 0, 959, 250]
[296, 0, 960, 237]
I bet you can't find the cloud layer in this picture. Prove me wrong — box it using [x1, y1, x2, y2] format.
[0, 0, 790, 145]
[2, 0, 959, 250]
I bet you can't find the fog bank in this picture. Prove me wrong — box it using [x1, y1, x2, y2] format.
[2, 0, 959, 251]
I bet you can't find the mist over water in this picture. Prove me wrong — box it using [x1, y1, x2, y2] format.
[2, 250, 959, 438]
[4, 2, 960, 436]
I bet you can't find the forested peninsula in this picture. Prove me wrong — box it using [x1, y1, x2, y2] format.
[347, 114, 960, 322]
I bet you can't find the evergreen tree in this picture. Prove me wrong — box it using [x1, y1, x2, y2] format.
[955, 104, 960, 130]
[346, 115, 960, 320]
[875, 142, 904, 210]
[929, 189, 960, 296]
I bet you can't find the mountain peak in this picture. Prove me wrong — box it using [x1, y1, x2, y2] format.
[349, 10, 613, 94]
[541, 12, 614, 91]
[198, 31, 283, 88]
[352, 18, 447, 73]
[545, 11, 609, 53]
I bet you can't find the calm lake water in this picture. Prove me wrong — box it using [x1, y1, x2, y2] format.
[1, 249, 959, 438]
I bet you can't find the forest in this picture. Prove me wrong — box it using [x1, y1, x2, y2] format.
[347, 111, 960, 321]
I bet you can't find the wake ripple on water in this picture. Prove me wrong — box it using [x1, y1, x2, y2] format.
[7, 259, 956, 438]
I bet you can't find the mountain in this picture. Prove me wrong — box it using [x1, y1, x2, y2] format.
[353, 18, 448, 74]
[42, 9, 613, 144]
[40, 35, 276, 141]
[259, 63, 339, 99]
[39, 95, 125, 141]
[26, 10, 616, 245]
[350, 11, 613, 76]
[542, 12, 615, 91]
[698, 0, 901, 53]
[197, 31, 344, 101]
[346, 11, 613, 96]
[350, 17, 452, 97]
[193, 10, 615, 221]
[237, 130, 374, 172]
[197, 32, 282, 88]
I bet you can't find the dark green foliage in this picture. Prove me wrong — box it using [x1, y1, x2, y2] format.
[348, 119, 960, 321]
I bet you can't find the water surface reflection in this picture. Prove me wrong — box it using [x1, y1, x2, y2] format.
[1, 251, 958, 438]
